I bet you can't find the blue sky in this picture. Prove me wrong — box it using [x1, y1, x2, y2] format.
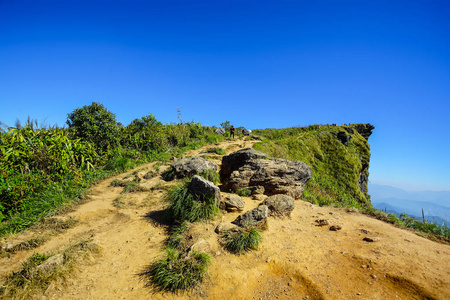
[1, 0, 449, 191]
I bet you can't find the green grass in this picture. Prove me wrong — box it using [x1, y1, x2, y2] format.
[200, 169, 220, 185]
[143, 170, 158, 179]
[121, 181, 148, 193]
[0, 170, 113, 236]
[253, 124, 372, 208]
[236, 188, 252, 197]
[109, 179, 127, 187]
[165, 180, 220, 223]
[166, 221, 190, 250]
[222, 228, 262, 254]
[142, 247, 211, 293]
[205, 147, 226, 155]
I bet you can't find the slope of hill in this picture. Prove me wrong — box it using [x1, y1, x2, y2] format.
[253, 124, 374, 208]
[1, 138, 449, 299]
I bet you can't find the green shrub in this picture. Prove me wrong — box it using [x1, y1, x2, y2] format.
[236, 188, 252, 197]
[145, 248, 211, 292]
[66, 102, 120, 153]
[222, 228, 262, 254]
[165, 181, 219, 223]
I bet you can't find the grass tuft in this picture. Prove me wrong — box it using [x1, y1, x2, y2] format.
[205, 147, 226, 155]
[222, 228, 262, 254]
[142, 248, 211, 293]
[165, 180, 220, 223]
[200, 169, 220, 185]
[109, 179, 127, 187]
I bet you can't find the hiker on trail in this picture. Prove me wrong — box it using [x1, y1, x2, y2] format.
[230, 125, 235, 139]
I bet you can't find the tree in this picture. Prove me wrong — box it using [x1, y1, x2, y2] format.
[66, 102, 120, 153]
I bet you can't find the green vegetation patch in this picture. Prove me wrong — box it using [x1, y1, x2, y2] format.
[165, 180, 220, 223]
[143, 247, 211, 293]
[222, 228, 262, 254]
[236, 188, 252, 197]
[200, 169, 220, 185]
[205, 147, 226, 155]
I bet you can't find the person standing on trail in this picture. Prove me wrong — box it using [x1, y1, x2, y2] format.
[230, 125, 235, 139]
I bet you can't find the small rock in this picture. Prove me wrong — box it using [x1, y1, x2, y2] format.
[329, 225, 342, 231]
[370, 274, 377, 279]
[363, 237, 379, 242]
[315, 219, 329, 226]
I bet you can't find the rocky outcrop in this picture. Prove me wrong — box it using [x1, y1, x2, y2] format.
[171, 156, 218, 179]
[337, 131, 352, 146]
[220, 194, 245, 212]
[188, 175, 221, 206]
[345, 123, 375, 141]
[222, 151, 312, 199]
[220, 148, 268, 180]
[232, 205, 269, 229]
[215, 127, 225, 135]
[262, 194, 295, 218]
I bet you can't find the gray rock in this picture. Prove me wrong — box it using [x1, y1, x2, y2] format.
[171, 156, 218, 179]
[215, 222, 240, 234]
[337, 131, 351, 146]
[225, 157, 312, 199]
[220, 148, 268, 180]
[30, 254, 64, 276]
[232, 205, 269, 229]
[220, 194, 245, 212]
[262, 194, 295, 217]
[188, 175, 221, 206]
[187, 239, 211, 254]
[215, 127, 225, 135]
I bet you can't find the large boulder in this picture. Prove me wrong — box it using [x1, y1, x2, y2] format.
[262, 194, 295, 218]
[220, 194, 245, 212]
[188, 175, 221, 206]
[223, 154, 312, 199]
[215, 127, 225, 135]
[220, 148, 268, 180]
[171, 156, 218, 179]
[232, 205, 269, 229]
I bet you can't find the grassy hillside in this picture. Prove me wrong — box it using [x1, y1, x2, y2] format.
[252, 124, 373, 209]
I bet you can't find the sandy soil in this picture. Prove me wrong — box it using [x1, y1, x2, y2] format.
[1, 138, 449, 300]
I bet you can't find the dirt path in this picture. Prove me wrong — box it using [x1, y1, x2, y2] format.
[1, 138, 449, 300]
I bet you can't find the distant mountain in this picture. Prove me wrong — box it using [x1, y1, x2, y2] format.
[369, 184, 450, 224]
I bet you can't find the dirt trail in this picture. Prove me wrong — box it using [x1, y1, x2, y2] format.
[1, 138, 449, 300]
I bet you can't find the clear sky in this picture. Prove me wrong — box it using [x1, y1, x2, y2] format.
[1, 0, 449, 191]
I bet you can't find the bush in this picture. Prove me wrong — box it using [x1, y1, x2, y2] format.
[222, 228, 262, 254]
[236, 188, 252, 197]
[165, 180, 219, 223]
[66, 102, 120, 153]
[145, 248, 211, 292]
